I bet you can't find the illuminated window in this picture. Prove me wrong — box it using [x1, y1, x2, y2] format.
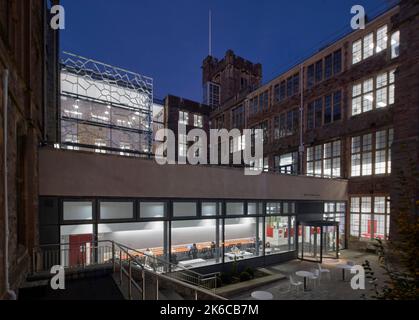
[375, 129, 393, 175]
[179, 111, 189, 125]
[376, 25, 388, 53]
[178, 133, 187, 158]
[352, 70, 395, 115]
[193, 115, 203, 128]
[275, 152, 298, 175]
[324, 202, 346, 249]
[352, 39, 362, 64]
[363, 33, 374, 59]
[350, 196, 391, 240]
[351, 129, 393, 177]
[306, 141, 341, 178]
[391, 31, 400, 58]
[95, 139, 107, 154]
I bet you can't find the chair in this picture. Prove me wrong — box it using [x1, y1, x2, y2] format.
[317, 263, 331, 280]
[289, 276, 303, 293]
[309, 269, 321, 288]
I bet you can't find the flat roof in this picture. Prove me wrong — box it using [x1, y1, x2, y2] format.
[39, 148, 348, 201]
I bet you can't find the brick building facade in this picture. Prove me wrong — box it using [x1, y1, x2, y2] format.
[204, 2, 418, 248]
[0, 0, 58, 299]
[163, 95, 211, 160]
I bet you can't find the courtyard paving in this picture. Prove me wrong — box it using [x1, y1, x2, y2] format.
[232, 250, 387, 300]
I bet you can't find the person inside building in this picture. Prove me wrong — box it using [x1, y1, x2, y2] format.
[210, 241, 216, 258]
[189, 243, 198, 259]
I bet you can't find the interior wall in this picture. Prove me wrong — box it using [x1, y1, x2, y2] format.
[171, 220, 217, 246]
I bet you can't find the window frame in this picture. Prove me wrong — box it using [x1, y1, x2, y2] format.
[351, 129, 393, 177]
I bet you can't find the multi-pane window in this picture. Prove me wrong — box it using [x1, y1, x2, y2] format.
[376, 25, 388, 53]
[307, 65, 315, 88]
[263, 91, 269, 111]
[276, 108, 299, 138]
[314, 99, 323, 128]
[333, 91, 342, 122]
[232, 105, 245, 128]
[391, 31, 400, 59]
[324, 202, 346, 249]
[350, 196, 391, 240]
[375, 129, 393, 174]
[363, 33, 374, 59]
[315, 60, 323, 83]
[193, 114, 203, 128]
[333, 49, 342, 74]
[352, 25, 398, 64]
[204, 82, 220, 109]
[287, 77, 293, 97]
[274, 73, 299, 103]
[307, 99, 322, 129]
[350, 198, 360, 237]
[352, 39, 362, 64]
[352, 70, 395, 115]
[307, 103, 314, 130]
[274, 84, 280, 103]
[325, 54, 333, 79]
[307, 50, 342, 87]
[351, 129, 393, 177]
[306, 140, 341, 178]
[178, 133, 187, 158]
[258, 94, 264, 113]
[253, 91, 269, 114]
[280, 81, 286, 101]
[353, 32, 376, 64]
[179, 111, 189, 125]
[307, 90, 341, 129]
[250, 97, 258, 115]
[273, 116, 280, 140]
[292, 73, 300, 95]
[275, 152, 298, 175]
[324, 95, 332, 124]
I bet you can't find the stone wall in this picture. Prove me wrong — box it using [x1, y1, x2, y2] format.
[390, 0, 419, 234]
[0, 0, 55, 299]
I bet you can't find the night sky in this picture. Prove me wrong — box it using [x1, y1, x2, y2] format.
[60, 0, 396, 101]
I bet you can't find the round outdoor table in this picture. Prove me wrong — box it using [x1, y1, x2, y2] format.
[335, 264, 353, 281]
[251, 291, 274, 300]
[295, 271, 314, 291]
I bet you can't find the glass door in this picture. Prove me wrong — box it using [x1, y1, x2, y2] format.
[322, 225, 339, 259]
[298, 225, 322, 262]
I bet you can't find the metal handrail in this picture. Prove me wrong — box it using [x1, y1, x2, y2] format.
[32, 240, 224, 299]
[114, 242, 220, 280]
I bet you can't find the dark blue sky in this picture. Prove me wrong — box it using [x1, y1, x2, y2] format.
[60, 0, 395, 101]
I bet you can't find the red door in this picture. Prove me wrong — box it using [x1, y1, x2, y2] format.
[69, 234, 93, 267]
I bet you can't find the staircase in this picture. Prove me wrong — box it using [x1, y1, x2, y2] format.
[27, 240, 226, 301]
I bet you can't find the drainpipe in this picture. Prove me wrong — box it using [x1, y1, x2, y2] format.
[43, 0, 47, 142]
[3, 70, 16, 300]
[299, 64, 304, 175]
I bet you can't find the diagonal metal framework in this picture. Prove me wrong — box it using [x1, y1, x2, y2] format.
[60, 52, 154, 157]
